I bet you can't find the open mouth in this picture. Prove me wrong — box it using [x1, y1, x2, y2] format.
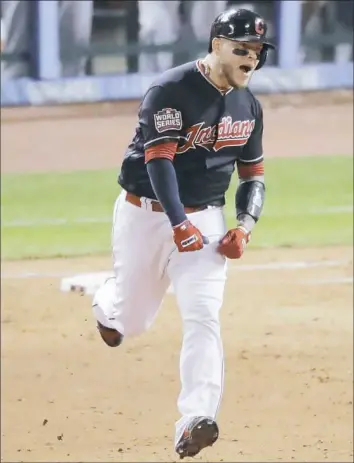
[239, 64, 253, 74]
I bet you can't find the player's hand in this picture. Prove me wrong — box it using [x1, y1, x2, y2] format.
[173, 220, 206, 252]
[217, 226, 251, 259]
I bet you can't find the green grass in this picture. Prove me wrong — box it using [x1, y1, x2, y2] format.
[1, 156, 353, 260]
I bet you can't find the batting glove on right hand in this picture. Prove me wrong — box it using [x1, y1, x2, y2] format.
[217, 226, 251, 259]
[173, 220, 206, 252]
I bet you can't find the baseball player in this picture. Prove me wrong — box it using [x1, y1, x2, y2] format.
[138, 0, 180, 73]
[1, 0, 93, 79]
[92, 8, 275, 459]
[138, 0, 228, 73]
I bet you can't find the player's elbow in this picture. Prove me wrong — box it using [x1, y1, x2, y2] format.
[239, 174, 264, 185]
[144, 142, 178, 163]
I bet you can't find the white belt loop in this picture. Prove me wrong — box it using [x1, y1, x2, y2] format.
[141, 197, 153, 211]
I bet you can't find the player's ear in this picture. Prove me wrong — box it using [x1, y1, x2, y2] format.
[212, 37, 221, 56]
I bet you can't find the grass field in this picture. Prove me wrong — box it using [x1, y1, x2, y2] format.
[1, 156, 353, 260]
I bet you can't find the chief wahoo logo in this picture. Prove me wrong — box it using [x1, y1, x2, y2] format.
[255, 18, 265, 35]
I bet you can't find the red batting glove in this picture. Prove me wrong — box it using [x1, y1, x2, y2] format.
[217, 226, 251, 259]
[173, 220, 204, 252]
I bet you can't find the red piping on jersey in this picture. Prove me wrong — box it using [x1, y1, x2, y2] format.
[237, 160, 264, 178]
[145, 141, 178, 163]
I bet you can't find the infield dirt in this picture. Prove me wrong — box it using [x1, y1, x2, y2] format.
[1, 90, 353, 462]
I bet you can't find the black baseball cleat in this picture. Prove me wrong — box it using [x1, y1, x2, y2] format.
[175, 417, 219, 459]
[96, 320, 123, 347]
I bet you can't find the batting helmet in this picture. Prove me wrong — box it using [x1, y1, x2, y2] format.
[208, 8, 275, 70]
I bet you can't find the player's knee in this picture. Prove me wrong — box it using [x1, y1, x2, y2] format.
[185, 300, 222, 323]
[96, 321, 123, 348]
[184, 313, 219, 332]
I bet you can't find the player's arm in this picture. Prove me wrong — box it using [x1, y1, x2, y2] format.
[141, 86, 205, 252]
[218, 100, 265, 259]
[235, 101, 265, 233]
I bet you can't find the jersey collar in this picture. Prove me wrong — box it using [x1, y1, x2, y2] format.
[196, 60, 233, 96]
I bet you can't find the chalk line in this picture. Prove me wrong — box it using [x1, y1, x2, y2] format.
[2, 205, 352, 228]
[228, 259, 352, 271]
[304, 277, 353, 285]
[1, 271, 77, 279]
[1, 259, 351, 280]
[1, 217, 111, 228]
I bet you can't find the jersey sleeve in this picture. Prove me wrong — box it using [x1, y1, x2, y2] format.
[139, 85, 183, 151]
[238, 98, 263, 165]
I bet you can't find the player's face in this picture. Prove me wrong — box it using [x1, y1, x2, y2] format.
[218, 39, 263, 88]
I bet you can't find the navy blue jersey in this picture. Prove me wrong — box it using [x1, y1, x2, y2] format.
[118, 60, 263, 207]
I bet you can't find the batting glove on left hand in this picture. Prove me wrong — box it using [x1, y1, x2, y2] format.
[217, 226, 251, 259]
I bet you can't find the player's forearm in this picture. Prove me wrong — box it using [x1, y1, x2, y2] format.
[235, 176, 265, 232]
[146, 158, 187, 226]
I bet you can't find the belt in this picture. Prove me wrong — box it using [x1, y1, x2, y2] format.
[125, 192, 208, 214]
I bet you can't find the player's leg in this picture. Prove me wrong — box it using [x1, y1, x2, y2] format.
[59, 0, 93, 77]
[1, 0, 31, 79]
[138, 0, 180, 72]
[154, 1, 180, 72]
[92, 277, 123, 347]
[167, 207, 228, 456]
[92, 191, 171, 346]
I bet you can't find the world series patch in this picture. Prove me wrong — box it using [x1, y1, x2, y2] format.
[154, 108, 182, 133]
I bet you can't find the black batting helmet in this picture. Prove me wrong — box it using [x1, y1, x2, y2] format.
[208, 8, 275, 70]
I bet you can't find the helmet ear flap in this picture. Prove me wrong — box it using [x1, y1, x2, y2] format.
[255, 47, 268, 70]
[208, 39, 212, 53]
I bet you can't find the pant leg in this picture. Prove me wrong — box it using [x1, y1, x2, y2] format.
[1, 17, 6, 51]
[1, 0, 31, 79]
[59, 0, 93, 77]
[138, 0, 180, 73]
[167, 207, 228, 445]
[92, 191, 171, 338]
